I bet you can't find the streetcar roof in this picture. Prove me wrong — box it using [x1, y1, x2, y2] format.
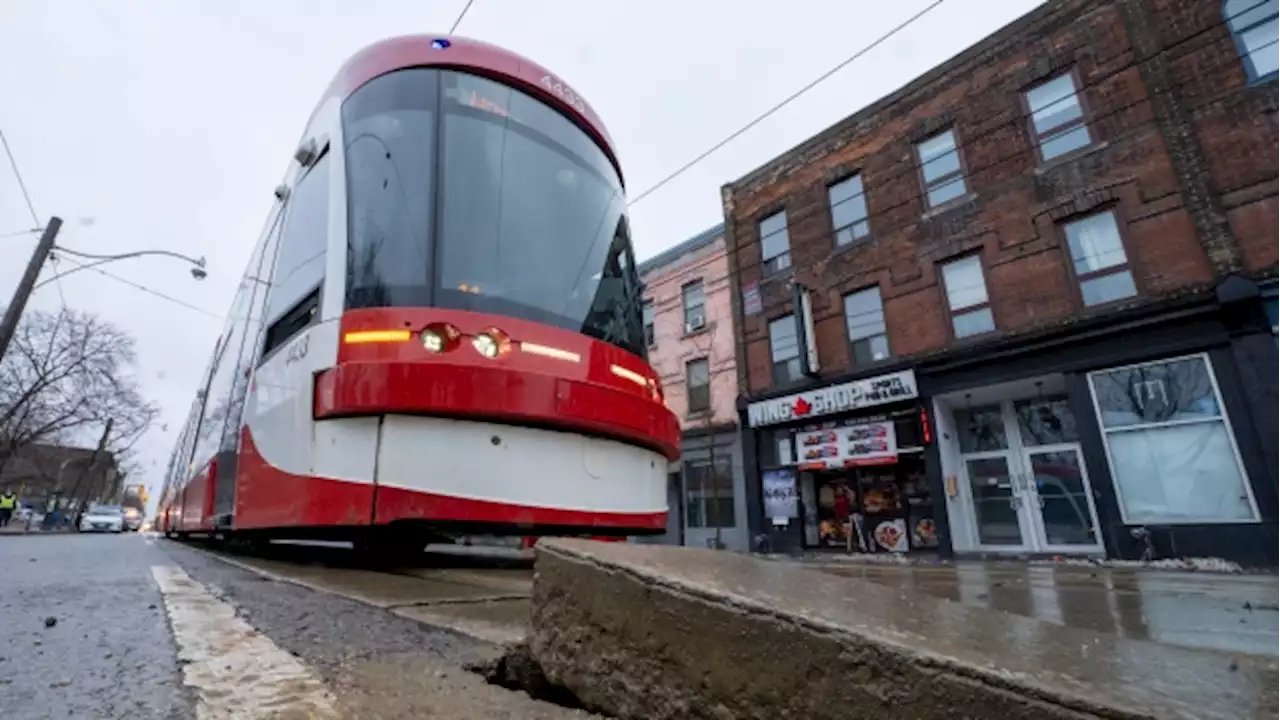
[320, 35, 623, 186]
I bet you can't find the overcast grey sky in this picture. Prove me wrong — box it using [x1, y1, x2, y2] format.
[0, 0, 1042, 507]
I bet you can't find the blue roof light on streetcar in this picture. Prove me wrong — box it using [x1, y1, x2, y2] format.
[431, 39, 452, 50]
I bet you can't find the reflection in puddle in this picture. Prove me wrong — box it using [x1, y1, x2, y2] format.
[814, 563, 1278, 657]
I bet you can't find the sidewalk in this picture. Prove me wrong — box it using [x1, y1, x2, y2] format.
[0, 524, 74, 536]
[760, 550, 1267, 575]
[800, 558, 1279, 658]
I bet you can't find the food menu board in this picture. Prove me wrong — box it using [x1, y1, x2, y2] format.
[796, 428, 842, 465]
[796, 421, 898, 468]
[846, 421, 897, 464]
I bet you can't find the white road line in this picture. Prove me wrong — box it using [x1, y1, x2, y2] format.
[150, 565, 340, 719]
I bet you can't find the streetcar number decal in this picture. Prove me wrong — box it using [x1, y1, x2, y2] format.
[285, 334, 310, 366]
[540, 75, 587, 114]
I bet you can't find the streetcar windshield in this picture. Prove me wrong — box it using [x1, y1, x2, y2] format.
[343, 68, 644, 357]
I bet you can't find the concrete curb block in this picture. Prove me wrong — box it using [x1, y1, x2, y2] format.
[529, 539, 1278, 720]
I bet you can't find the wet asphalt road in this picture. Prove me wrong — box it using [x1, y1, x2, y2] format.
[160, 540, 593, 718]
[0, 533, 190, 719]
[0, 533, 593, 719]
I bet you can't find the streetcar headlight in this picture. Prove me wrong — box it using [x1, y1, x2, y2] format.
[420, 323, 460, 353]
[473, 333, 499, 358]
[421, 329, 445, 353]
[472, 328, 510, 359]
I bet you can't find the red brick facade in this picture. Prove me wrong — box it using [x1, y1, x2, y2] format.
[722, 0, 1277, 397]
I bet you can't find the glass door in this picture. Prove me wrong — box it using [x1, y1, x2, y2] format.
[954, 403, 1035, 550]
[955, 395, 1103, 555]
[1021, 445, 1104, 553]
[964, 453, 1032, 549]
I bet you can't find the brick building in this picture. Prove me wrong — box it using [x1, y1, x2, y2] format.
[722, 0, 1277, 564]
[0, 443, 121, 513]
[636, 224, 750, 551]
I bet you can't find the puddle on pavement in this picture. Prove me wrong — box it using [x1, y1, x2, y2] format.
[813, 563, 1279, 657]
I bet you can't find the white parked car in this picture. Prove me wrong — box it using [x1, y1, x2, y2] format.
[79, 504, 125, 533]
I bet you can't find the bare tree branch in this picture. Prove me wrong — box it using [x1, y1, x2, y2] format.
[0, 308, 158, 478]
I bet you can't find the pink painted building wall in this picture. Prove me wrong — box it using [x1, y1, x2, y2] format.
[639, 226, 738, 428]
[638, 222, 748, 551]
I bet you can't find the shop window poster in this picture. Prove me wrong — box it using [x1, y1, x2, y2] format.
[796, 420, 898, 469]
[763, 469, 799, 521]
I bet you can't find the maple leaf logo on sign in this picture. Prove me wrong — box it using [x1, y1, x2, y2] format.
[792, 397, 813, 416]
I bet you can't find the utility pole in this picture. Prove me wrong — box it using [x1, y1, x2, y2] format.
[66, 417, 113, 513]
[0, 216, 62, 360]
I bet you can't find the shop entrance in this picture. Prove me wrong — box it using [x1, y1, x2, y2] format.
[938, 376, 1105, 555]
[800, 454, 939, 553]
[791, 408, 940, 554]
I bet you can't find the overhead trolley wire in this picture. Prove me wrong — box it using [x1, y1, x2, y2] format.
[627, 0, 951, 207]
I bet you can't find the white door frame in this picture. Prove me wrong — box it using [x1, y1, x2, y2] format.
[955, 398, 1105, 555]
[1018, 442, 1105, 554]
[958, 449, 1031, 552]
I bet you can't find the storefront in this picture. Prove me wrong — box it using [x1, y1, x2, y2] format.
[745, 367, 945, 555]
[637, 426, 749, 552]
[922, 284, 1278, 568]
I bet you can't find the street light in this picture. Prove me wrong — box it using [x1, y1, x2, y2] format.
[33, 247, 208, 290]
[0, 215, 210, 361]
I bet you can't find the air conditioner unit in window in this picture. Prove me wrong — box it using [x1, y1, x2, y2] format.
[685, 314, 706, 333]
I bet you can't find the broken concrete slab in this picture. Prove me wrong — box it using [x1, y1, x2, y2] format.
[529, 539, 1278, 720]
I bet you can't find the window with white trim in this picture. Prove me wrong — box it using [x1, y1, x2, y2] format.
[682, 280, 706, 331]
[1026, 72, 1091, 161]
[941, 255, 995, 338]
[917, 130, 967, 208]
[686, 358, 710, 413]
[843, 286, 890, 365]
[1064, 210, 1137, 306]
[828, 174, 870, 246]
[760, 211, 791, 275]
[1089, 355, 1257, 523]
[1225, 0, 1279, 82]
[768, 314, 803, 385]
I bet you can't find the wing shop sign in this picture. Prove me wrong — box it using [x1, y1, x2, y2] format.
[746, 369, 918, 428]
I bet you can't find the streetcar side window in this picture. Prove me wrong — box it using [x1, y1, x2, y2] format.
[263, 152, 331, 356]
[219, 223, 275, 451]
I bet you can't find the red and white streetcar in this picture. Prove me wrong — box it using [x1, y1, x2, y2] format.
[156, 35, 679, 551]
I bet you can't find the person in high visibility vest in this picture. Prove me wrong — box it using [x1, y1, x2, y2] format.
[0, 489, 17, 528]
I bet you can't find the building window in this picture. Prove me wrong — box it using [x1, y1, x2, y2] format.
[941, 255, 995, 338]
[1064, 210, 1137, 306]
[828, 174, 869, 246]
[1026, 72, 1091, 161]
[843, 287, 889, 366]
[682, 280, 706, 333]
[917, 129, 967, 208]
[684, 457, 735, 529]
[760, 428, 795, 467]
[642, 300, 655, 347]
[760, 211, 791, 275]
[768, 314, 803, 385]
[1089, 354, 1257, 523]
[1226, 0, 1279, 82]
[686, 358, 711, 413]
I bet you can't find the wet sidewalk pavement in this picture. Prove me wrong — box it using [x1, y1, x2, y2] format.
[808, 561, 1279, 658]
